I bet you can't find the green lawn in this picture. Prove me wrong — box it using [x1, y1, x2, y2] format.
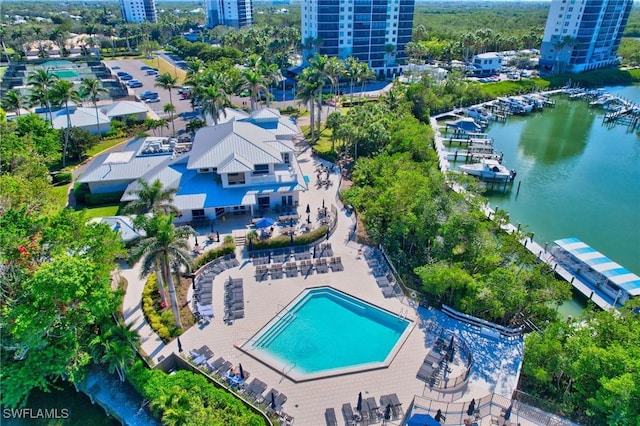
[75, 204, 123, 219]
[86, 136, 129, 157]
[299, 124, 334, 154]
[50, 185, 70, 211]
[142, 57, 186, 84]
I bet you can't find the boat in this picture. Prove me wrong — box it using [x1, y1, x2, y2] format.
[459, 159, 516, 181]
[465, 106, 494, 122]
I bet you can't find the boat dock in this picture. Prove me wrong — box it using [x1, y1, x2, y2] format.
[565, 87, 640, 130]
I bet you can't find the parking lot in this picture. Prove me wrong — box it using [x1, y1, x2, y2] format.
[104, 58, 197, 137]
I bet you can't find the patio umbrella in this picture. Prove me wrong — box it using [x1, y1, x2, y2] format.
[306, 204, 311, 214]
[384, 403, 392, 420]
[356, 392, 362, 412]
[307, 214, 311, 224]
[177, 337, 183, 353]
[239, 363, 245, 380]
[216, 231, 220, 242]
[435, 409, 443, 422]
[504, 405, 512, 420]
[270, 391, 276, 410]
[322, 199, 325, 208]
[194, 236, 199, 246]
[290, 233, 294, 246]
[255, 217, 276, 229]
[447, 335, 455, 359]
[466, 399, 476, 416]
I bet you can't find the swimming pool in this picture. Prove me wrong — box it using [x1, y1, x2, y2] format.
[239, 287, 412, 381]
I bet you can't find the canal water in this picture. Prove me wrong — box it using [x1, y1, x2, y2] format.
[482, 85, 640, 316]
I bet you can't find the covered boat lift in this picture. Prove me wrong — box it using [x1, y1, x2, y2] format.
[552, 237, 640, 307]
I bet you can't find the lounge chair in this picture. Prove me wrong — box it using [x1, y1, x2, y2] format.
[417, 363, 436, 381]
[206, 357, 226, 374]
[341, 403, 357, 426]
[245, 378, 267, 401]
[325, 408, 338, 426]
[381, 286, 395, 298]
[365, 397, 381, 421]
[215, 360, 233, 377]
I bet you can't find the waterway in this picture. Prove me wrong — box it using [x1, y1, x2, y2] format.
[480, 85, 640, 315]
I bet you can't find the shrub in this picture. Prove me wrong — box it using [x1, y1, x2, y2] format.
[73, 183, 90, 204]
[141, 273, 179, 342]
[194, 243, 236, 270]
[52, 171, 72, 185]
[249, 226, 329, 251]
[126, 362, 267, 426]
[84, 191, 124, 206]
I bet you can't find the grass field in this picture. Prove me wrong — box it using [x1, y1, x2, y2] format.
[86, 136, 129, 157]
[299, 124, 334, 154]
[75, 204, 122, 219]
[142, 56, 186, 84]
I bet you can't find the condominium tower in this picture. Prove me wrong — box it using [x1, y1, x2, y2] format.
[204, 0, 254, 29]
[119, 0, 157, 23]
[301, 0, 415, 78]
[539, 0, 633, 74]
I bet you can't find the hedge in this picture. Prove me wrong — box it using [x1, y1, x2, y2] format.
[142, 273, 179, 341]
[52, 171, 72, 185]
[127, 362, 267, 426]
[249, 225, 329, 251]
[194, 242, 236, 270]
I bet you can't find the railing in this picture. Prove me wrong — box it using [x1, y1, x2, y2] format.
[441, 304, 523, 339]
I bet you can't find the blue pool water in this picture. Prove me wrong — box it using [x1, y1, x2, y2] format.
[250, 288, 409, 375]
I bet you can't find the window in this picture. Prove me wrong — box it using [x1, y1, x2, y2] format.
[253, 164, 269, 175]
[192, 209, 205, 219]
[228, 173, 245, 185]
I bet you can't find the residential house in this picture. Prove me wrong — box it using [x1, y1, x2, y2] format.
[471, 52, 502, 76]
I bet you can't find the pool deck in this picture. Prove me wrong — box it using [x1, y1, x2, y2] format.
[119, 131, 525, 426]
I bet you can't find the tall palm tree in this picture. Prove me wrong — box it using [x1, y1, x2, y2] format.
[11, 27, 27, 58]
[129, 215, 194, 330]
[2, 90, 26, 116]
[103, 26, 117, 55]
[240, 68, 268, 112]
[120, 25, 132, 52]
[257, 60, 282, 108]
[345, 56, 360, 105]
[27, 67, 58, 123]
[326, 56, 344, 111]
[79, 78, 108, 136]
[50, 79, 82, 167]
[123, 178, 180, 216]
[296, 71, 322, 141]
[357, 62, 375, 99]
[155, 73, 178, 137]
[308, 54, 330, 134]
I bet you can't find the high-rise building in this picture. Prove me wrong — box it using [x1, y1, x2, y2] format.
[301, 0, 415, 78]
[204, 0, 254, 29]
[119, 0, 157, 23]
[539, 0, 633, 74]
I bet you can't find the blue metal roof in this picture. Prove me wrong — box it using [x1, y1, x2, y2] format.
[171, 164, 299, 210]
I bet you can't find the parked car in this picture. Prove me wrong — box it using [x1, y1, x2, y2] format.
[128, 80, 143, 88]
[116, 71, 129, 77]
[145, 97, 160, 103]
[140, 65, 152, 70]
[140, 91, 159, 100]
[146, 69, 158, 76]
[112, 65, 121, 70]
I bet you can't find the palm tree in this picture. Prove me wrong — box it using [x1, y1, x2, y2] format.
[240, 68, 268, 112]
[2, 90, 26, 116]
[90, 321, 139, 382]
[27, 67, 58, 123]
[325, 57, 344, 111]
[11, 27, 27, 58]
[129, 215, 194, 330]
[103, 26, 117, 55]
[357, 62, 375, 99]
[155, 73, 179, 137]
[50, 79, 82, 167]
[120, 25, 132, 52]
[258, 60, 282, 108]
[197, 84, 229, 125]
[344, 56, 361, 105]
[123, 178, 180, 216]
[79, 78, 108, 136]
[296, 71, 322, 141]
[185, 118, 206, 134]
[308, 54, 330, 135]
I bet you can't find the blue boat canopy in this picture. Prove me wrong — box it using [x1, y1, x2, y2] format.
[554, 238, 640, 296]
